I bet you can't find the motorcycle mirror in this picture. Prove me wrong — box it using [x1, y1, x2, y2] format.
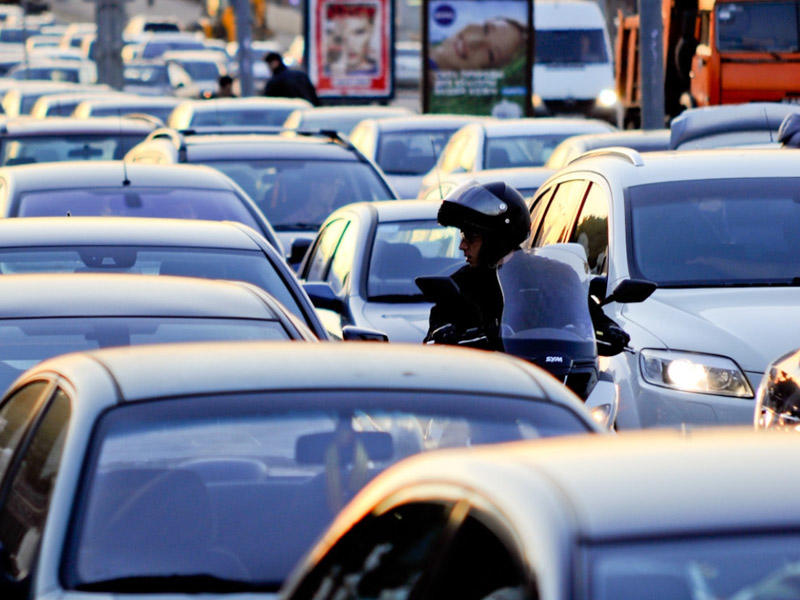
[601, 279, 657, 305]
[589, 275, 608, 303]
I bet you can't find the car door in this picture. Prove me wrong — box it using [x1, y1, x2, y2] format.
[0, 384, 71, 599]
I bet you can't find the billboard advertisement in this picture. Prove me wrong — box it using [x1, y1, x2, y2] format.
[307, 0, 395, 100]
[423, 0, 532, 116]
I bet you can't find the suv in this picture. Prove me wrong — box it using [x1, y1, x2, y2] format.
[125, 128, 397, 265]
[526, 147, 800, 429]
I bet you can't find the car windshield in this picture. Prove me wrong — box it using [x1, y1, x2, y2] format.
[717, 0, 800, 52]
[209, 159, 394, 229]
[190, 107, 296, 127]
[65, 391, 590, 593]
[179, 61, 220, 80]
[485, 134, 573, 168]
[90, 104, 174, 122]
[377, 129, 458, 175]
[124, 65, 168, 85]
[536, 29, 608, 64]
[588, 534, 800, 599]
[0, 134, 147, 165]
[11, 67, 79, 82]
[296, 114, 368, 134]
[0, 246, 304, 319]
[0, 317, 287, 392]
[15, 187, 265, 232]
[142, 40, 204, 58]
[368, 220, 462, 300]
[628, 178, 800, 286]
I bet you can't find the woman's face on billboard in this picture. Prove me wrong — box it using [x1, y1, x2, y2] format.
[432, 18, 524, 70]
[326, 12, 375, 73]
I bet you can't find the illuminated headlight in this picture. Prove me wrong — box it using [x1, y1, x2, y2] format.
[596, 88, 618, 108]
[531, 93, 544, 109]
[639, 349, 753, 397]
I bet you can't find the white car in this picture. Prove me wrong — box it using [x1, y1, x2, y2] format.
[526, 147, 800, 429]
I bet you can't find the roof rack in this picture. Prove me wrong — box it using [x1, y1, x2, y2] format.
[567, 146, 645, 167]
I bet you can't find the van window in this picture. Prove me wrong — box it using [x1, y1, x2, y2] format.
[536, 29, 608, 64]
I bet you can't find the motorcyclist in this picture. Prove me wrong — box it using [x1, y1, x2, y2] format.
[422, 180, 531, 350]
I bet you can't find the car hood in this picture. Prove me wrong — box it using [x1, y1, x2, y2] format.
[385, 174, 425, 199]
[360, 301, 432, 343]
[533, 63, 613, 99]
[621, 287, 800, 372]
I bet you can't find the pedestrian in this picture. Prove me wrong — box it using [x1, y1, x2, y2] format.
[216, 74, 236, 98]
[263, 51, 320, 106]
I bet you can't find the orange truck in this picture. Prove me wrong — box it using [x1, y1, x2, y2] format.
[616, 0, 800, 127]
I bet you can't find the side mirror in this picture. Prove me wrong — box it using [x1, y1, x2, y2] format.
[302, 281, 346, 314]
[289, 238, 312, 266]
[342, 325, 389, 342]
[601, 279, 657, 306]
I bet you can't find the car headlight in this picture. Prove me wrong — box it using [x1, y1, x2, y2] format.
[531, 93, 544, 109]
[596, 88, 618, 108]
[639, 349, 753, 397]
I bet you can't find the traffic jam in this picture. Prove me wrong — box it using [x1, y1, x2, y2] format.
[0, 0, 798, 597]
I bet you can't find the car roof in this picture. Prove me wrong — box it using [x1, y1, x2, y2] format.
[0, 217, 261, 249]
[0, 273, 281, 319]
[564, 129, 670, 151]
[341, 198, 440, 221]
[1, 115, 156, 135]
[0, 161, 238, 190]
[373, 114, 486, 132]
[179, 133, 363, 161]
[445, 166, 555, 187]
[292, 105, 412, 118]
[77, 96, 181, 108]
[481, 118, 615, 136]
[178, 97, 311, 111]
[367, 428, 800, 540]
[670, 102, 800, 149]
[33, 341, 582, 404]
[562, 147, 800, 186]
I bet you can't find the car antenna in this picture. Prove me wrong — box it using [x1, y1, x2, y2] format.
[118, 106, 131, 186]
[766, 107, 774, 143]
[430, 136, 443, 200]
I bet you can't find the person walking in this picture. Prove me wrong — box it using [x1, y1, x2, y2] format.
[263, 51, 320, 106]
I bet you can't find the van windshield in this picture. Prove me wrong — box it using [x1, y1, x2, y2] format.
[536, 29, 608, 64]
[717, 1, 800, 52]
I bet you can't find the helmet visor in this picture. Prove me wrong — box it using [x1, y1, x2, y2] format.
[444, 180, 509, 217]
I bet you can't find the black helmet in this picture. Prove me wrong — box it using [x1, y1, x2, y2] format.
[778, 112, 800, 147]
[438, 180, 531, 265]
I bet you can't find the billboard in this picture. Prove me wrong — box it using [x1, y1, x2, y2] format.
[306, 0, 395, 100]
[423, 0, 532, 116]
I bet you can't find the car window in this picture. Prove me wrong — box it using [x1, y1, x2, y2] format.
[1, 134, 148, 165]
[569, 182, 610, 274]
[533, 179, 589, 247]
[484, 135, 569, 169]
[440, 129, 470, 174]
[289, 502, 454, 600]
[425, 508, 530, 600]
[328, 220, 358, 294]
[305, 219, 347, 281]
[0, 388, 70, 582]
[0, 382, 50, 482]
[527, 185, 554, 246]
[377, 129, 458, 175]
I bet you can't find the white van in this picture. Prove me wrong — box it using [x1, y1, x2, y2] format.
[533, 0, 620, 125]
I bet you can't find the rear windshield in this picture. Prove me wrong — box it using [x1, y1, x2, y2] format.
[180, 61, 220, 80]
[485, 134, 571, 168]
[209, 158, 395, 229]
[376, 129, 459, 175]
[14, 187, 265, 235]
[89, 104, 175, 122]
[717, 1, 800, 52]
[536, 29, 609, 64]
[190, 107, 295, 127]
[0, 134, 147, 165]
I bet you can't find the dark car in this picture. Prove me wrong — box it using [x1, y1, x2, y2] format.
[0, 161, 282, 252]
[0, 341, 599, 597]
[0, 116, 158, 165]
[0, 216, 328, 339]
[125, 129, 397, 265]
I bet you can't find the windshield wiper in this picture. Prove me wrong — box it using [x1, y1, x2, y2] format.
[369, 293, 426, 302]
[273, 222, 321, 231]
[74, 573, 282, 593]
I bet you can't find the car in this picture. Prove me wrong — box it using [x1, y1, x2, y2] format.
[299, 199, 461, 341]
[0, 116, 159, 165]
[167, 97, 313, 129]
[123, 14, 181, 37]
[544, 129, 670, 169]
[669, 102, 800, 150]
[349, 115, 482, 198]
[0, 216, 328, 339]
[281, 427, 800, 600]
[71, 95, 182, 122]
[122, 59, 196, 97]
[0, 161, 282, 251]
[419, 118, 616, 194]
[417, 166, 554, 202]
[1, 81, 110, 116]
[0, 273, 319, 394]
[282, 105, 413, 136]
[125, 129, 397, 265]
[163, 49, 228, 97]
[525, 147, 800, 428]
[7, 58, 97, 85]
[29, 90, 130, 118]
[0, 341, 600, 598]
